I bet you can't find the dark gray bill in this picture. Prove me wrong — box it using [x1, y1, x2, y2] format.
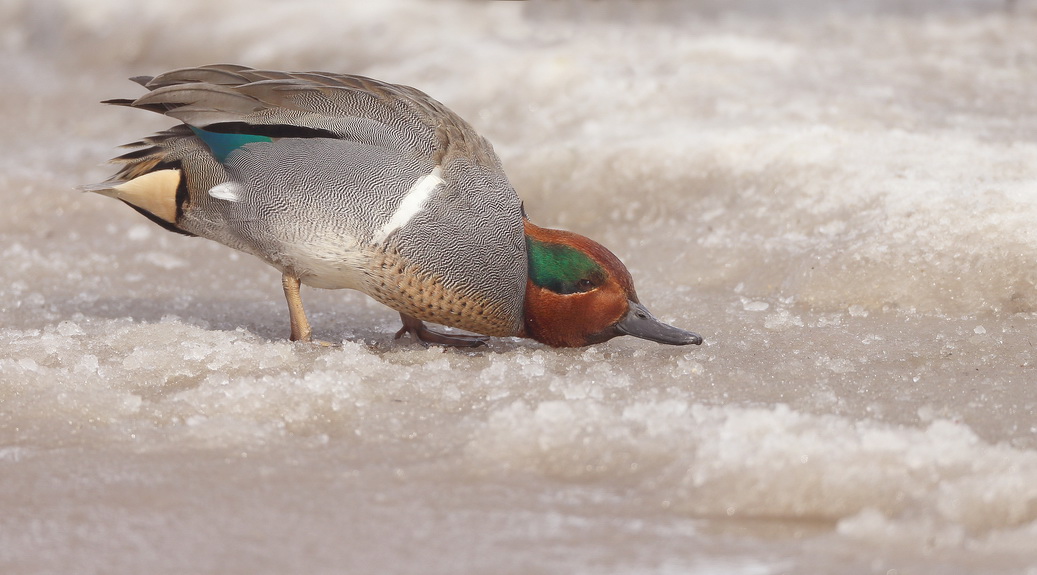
[614, 301, 703, 346]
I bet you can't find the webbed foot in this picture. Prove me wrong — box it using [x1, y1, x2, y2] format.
[394, 313, 487, 348]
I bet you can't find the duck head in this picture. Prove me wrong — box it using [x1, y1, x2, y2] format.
[520, 219, 703, 348]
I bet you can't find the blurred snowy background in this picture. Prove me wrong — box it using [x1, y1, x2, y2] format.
[2, 1, 1036, 573]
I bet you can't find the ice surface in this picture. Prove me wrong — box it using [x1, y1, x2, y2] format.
[2, 0, 1037, 574]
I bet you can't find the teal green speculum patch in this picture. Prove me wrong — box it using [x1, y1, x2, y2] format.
[189, 126, 273, 163]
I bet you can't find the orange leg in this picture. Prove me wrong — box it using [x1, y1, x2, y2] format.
[281, 273, 313, 342]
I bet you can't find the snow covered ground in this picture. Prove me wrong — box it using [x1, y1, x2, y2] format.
[2, 1, 1036, 573]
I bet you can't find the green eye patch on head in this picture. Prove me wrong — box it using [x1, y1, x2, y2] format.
[526, 237, 606, 294]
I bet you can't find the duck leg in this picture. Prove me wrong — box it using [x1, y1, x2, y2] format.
[394, 313, 487, 348]
[282, 273, 313, 342]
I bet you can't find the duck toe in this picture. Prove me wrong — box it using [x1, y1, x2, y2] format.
[394, 313, 487, 348]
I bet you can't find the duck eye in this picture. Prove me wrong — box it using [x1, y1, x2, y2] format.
[577, 278, 596, 291]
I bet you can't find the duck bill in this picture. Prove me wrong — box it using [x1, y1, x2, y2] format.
[614, 301, 703, 346]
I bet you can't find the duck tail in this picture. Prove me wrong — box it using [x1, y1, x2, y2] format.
[80, 127, 197, 236]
